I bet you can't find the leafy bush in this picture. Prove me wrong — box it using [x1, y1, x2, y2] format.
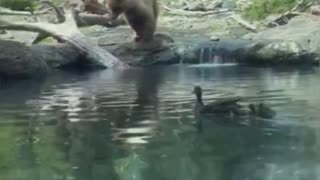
[242, 0, 298, 20]
[0, 0, 36, 11]
[52, 0, 65, 5]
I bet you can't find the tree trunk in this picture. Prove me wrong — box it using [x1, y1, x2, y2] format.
[74, 13, 125, 27]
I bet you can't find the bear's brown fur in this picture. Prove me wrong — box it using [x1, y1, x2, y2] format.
[106, 0, 158, 42]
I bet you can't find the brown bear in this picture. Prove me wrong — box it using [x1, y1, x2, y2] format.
[106, 0, 159, 43]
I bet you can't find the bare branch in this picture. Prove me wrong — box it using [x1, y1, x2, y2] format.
[265, 0, 313, 27]
[32, 33, 51, 44]
[75, 13, 125, 27]
[230, 14, 258, 33]
[0, 20, 56, 34]
[0, 7, 50, 16]
[41, 0, 66, 23]
[0, 11, 128, 69]
[64, 9, 79, 27]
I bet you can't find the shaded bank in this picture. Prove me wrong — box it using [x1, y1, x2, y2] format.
[0, 38, 318, 79]
[1, 14, 320, 79]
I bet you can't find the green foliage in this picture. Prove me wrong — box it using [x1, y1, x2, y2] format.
[51, 0, 65, 5]
[242, 0, 298, 20]
[0, 0, 36, 11]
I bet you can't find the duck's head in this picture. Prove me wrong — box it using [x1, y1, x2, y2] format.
[193, 86, 203, 103]
[193, 86, 202, 96]
[248, 103, 256, 113]
[193, 86, 204, 106]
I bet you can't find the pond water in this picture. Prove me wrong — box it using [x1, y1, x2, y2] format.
[1, 65, 320, 180]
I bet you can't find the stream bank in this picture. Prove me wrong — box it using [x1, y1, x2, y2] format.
[1, 14, 320, 79]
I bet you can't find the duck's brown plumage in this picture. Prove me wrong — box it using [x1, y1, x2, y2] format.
[193, 86, 242, 115]
[193, 86, 276, 119]
[248, 103, 276, 119]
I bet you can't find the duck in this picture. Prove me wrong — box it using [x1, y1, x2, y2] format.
[248, 103, 276, 119]
[193, 86, 276, 119]
[193, 86, 243, 117]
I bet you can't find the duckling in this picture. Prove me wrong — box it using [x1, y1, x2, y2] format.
[193, 86, 243, 117]
[248, 103, 276, 119]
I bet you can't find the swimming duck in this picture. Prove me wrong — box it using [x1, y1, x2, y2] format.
[193, 86, 243, 117]
[193, 86, 276, 119]
[248, 103, 276, 119]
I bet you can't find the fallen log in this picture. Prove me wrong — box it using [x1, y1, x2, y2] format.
[74, 13, 126, 27]
[0, 7, 50, 16]
[162, 5, 234, 16]
[0, 9, 129, 69]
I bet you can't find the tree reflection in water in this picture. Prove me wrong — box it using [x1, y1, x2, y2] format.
[0, 66, 320, 180]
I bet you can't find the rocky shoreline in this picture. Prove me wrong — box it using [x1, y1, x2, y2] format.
[1, 15, 320, 79]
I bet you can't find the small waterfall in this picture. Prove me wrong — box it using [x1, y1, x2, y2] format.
[208, 47, 213, 63]
[198, 47, 218, 64]
[199, 48, 205, 64]
[193, 46, 238, 67]
[213, 55, 223, 64]
[179, 55, 184, 64]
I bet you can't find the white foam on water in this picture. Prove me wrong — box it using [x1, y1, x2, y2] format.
[187, 63, 238, 68]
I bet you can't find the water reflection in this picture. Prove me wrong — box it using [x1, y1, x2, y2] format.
[0, 66, 320, 180]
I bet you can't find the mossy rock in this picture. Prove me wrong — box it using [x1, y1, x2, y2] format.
[236, 41, 319, 65]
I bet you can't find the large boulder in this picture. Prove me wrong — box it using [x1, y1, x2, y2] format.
[240, 15, 320, 65]
[0, 40, 47, 78]
[235, 41, 319, 65]
[244, 15, 320, 48]
[310, 5, 320, 16]
[0, 40, 81, 78]
[96, 22, 320, 66]
[101, 14, 320, 66]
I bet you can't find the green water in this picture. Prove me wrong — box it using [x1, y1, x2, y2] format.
[0, 65, 320, 180]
